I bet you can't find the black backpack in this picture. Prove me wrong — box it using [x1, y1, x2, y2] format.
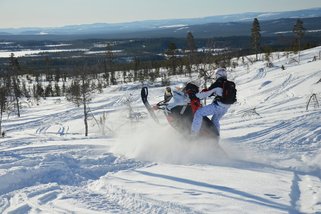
[218, 80, 237, 104]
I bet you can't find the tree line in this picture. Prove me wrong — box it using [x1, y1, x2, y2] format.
[251, 18, 307, 62]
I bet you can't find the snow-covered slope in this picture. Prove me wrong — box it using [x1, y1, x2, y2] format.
[0, 47, 321, 213]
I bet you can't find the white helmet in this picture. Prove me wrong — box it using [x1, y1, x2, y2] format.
[215, 68, 227, 79]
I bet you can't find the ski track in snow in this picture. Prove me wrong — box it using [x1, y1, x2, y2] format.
[0, 141, 148, 213]
[0, 139, 200, 213]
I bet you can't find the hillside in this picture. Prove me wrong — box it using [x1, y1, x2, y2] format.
[1, 8, 321, 40]
[0, 47, 321, 213]
[1, 17, 321, 41]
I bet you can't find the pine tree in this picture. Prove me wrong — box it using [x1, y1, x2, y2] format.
[166, 42, 178, 75]
[133, 57, 140, 82]
[0, 85, 8, 136]
[293, 19, 305, 62]
[106, 43, 117, 85]
[54, 83, 61, 96]
[251, 18, 261, 61]
[45, 83, 53, 97]
[8, 53, 23, 117]
[186, 32, 197, 76]
[22, 80, 30, 99]
[34, 82, 44, 104]
[187, 32, 196, 52]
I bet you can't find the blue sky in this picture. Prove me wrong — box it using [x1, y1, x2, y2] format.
[0, 0, 320, 28]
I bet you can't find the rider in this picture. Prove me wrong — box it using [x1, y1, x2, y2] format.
[164, 86, 173, 103]
[190, 67, 231, 136]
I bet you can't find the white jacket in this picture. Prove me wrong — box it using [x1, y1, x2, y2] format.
[195, 87, 230, 108]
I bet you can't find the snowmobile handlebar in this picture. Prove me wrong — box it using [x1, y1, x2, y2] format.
[141, 86, 169, 111]
[155, 100, 168, 110]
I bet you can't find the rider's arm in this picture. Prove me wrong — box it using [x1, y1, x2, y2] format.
[195, 88, 216, 99]
[196, 79, 224, 100]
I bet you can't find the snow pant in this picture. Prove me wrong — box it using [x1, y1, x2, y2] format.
[191, 102, 228, 135]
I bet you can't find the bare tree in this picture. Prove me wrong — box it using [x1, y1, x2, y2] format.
[198, 68, 214, 105]
[66, 68, 96, 136]
[306, 93, 319, 111]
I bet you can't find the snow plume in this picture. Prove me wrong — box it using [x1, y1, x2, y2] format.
[111, 119, 229, 165]
[221, 139, 321, 177]
[298, 152, 321, 177]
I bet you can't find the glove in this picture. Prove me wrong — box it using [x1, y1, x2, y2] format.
[188, 93, 197, 100]
[201, 88, 209, 92]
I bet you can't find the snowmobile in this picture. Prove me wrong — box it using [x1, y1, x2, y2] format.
[141, 83, 220, 141]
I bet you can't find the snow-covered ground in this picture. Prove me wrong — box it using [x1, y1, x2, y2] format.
[1, 47, 321, 213]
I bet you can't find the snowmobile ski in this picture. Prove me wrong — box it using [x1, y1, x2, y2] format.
[141, 86, 159, 123]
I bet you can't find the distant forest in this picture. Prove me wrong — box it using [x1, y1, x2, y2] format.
[0, 34, 320, 73]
